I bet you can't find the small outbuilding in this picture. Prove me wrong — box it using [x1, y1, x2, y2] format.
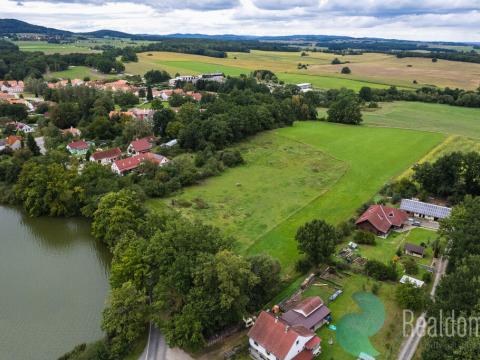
[400, 275, 424, 288]
[405, 243, 425, 258]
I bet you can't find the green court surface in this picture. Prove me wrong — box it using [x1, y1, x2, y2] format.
[336, 292, 386, 358]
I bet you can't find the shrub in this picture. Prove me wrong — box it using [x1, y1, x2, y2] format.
[396, 283, 428, 311]
[341, 66, 351, 74]
[371, 282, 380, 295]
[422, 272, 432, 283]
[295, 257, 312, 274]
[364, 260, 398, 281]
[403, 257, 419, 275]
[354, 231, 376, 245]
[218, 149, 244, 167]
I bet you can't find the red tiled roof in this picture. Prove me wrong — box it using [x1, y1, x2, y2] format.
[356, 205, 408, 234]
[129, 137, 153, 153]
[67, 140, 89, 150]
[91, 147, 122, 161]
[6, 135, 22, 146]
[113, 152, 168, 173]
[305, 336, 321, 350]
[248, 312, 314, 360]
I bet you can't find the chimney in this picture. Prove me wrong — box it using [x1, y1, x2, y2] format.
[275, 316, 278, 323]
[285, 325, 289, 333]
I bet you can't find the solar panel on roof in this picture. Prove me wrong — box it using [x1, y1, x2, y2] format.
[400, 199, 451, 219]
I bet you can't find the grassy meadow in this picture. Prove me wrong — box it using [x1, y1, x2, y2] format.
[46, 66, 120, 80]
[149, 121, 443, 275]
[13, 39, 152, 54]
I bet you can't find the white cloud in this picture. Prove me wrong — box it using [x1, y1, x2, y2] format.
[1, 0, 480, 41]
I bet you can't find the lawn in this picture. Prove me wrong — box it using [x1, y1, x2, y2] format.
[246, 122, 443, 274]
[149, 130, 348, 253]
[46, 66, 120, 80]
[149, 122, 443, 276]
[304, 274, 405, 360]
[363, 102, 480, 139]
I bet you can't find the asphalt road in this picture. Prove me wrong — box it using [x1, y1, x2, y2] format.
[139, 323, 167, 360]
[397, 257, 448, 360]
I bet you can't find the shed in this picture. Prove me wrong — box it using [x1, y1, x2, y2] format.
[405, 243, 425, 258]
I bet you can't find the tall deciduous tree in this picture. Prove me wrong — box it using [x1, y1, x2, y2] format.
[295, 219, 338, 266]
[327, 90, 363, 125]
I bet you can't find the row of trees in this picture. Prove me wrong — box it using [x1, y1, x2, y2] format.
[86, 189, 282, 357]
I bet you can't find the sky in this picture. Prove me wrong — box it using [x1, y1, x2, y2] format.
[1, 0, 480, 42]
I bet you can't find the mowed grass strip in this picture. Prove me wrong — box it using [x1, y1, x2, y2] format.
[246, 122, 444, 274]
[149, 132, 348, 252]
[363, 101, 480, 139]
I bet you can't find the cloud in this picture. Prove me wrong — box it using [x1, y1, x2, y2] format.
[1, 0, 480, 41]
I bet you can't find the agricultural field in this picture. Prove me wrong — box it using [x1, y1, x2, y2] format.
[46, 66, 120, 80]
[149, 121, 443, 275]
[125, 50, 480, 90]
[364, 102, 480, 139]
[13, 38, 151, 54]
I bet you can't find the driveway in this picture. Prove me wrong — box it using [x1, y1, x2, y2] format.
[139, 323, 193, 360]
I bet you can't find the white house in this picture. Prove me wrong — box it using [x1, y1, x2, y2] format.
[248, 311, 321, 360]
[297, 83, 313, 93]
[168, 75, 200, 87]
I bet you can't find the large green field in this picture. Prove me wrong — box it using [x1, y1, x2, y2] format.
[46, 66, 120, 80]
[364, 101, 480, 139]
[150, 122, 443, 275]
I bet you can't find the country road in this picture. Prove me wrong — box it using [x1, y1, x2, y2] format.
[397, 257, 448, 360]
[139, 323, 193, 360]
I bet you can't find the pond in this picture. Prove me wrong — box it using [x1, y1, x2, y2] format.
[0, 205, 111, 359]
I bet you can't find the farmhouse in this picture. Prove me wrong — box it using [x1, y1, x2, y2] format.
[66, 140, 89, 155]
[400, 199, 451, 221]
[356, 204, 408, 235]
[127, 137, 155, 155]
[281, 296, 331, 332]
[90, 147, 122, 165]
[405, 243, 425, 258]
[248, 311, 321, 360]
[111, 152, 169, 175]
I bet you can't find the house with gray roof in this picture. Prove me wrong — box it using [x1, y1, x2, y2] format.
[281, 296, 331, 331]
[400, 199, 451, 221]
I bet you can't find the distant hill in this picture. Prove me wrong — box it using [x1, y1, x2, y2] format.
[0, 18, 473, 47]
[0, 19, 72, 36]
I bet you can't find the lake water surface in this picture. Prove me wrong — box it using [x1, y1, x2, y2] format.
[0, 205, 111, 359]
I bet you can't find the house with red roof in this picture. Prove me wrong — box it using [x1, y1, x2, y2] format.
[248, 311, 321, 360]
[61, 126, 82, 137]
[6, 135, 22, 151]
[356, 204, 408, 235]
[127, 137, 155, 155]
[281, 297, 331, 332]
[90, 147, 122, 165]
[66, 140, 90, 156]
[111, 152, 169, 175]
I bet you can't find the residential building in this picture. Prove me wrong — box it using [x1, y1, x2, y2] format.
[248, 311, 321, 360]
[281, 297, 331, 332]
[160, 139, 178, 148]
[6, 135, 22, 151]
[400, 199, 451, 221]
[66, 140, 89, 155]
[356, 205, 408, 235]
[90, 147, 122, 165]
[296, 83, 312, 93]
[168, 75, 200, 87]
[8, 121, 34, 133]
[131, 108, 155, 121]
[405, 243, 425, 258]
[61, 127, 82, 137]
[1, 80, 25, 94]
[127, 137, 154, 155]
[111, 152, 169, 175]
[200, 72, 225, 82]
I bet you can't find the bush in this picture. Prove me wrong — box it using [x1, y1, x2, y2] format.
[218, 149, 244, 167]
[371, 282, 381, 295]
[354, 231, 376, 245]
[341, 66, 351, 74]
[403, 257, 419, 275]
[364, 260, 398, 281]
[396, 283, 428, 311]
[336, 219, 356, 238]
[422, 272, 432, 283]
[295, 257, 312, 274]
